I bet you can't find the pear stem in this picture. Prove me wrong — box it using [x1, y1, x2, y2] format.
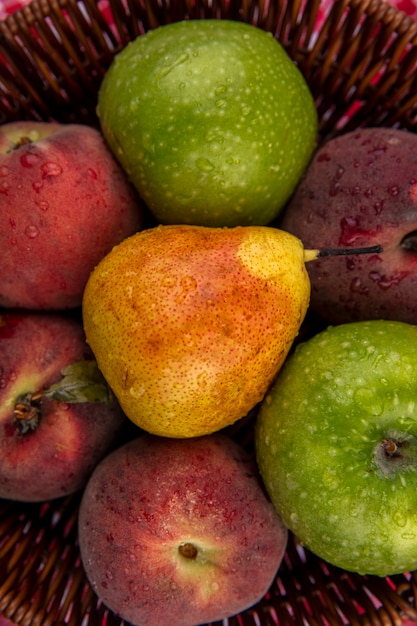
[304, 244, 383, 263]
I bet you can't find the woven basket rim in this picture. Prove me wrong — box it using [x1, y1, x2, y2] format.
[1, 0, 417, 624]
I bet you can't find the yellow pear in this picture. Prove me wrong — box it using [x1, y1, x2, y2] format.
[82, 224, 311, 438]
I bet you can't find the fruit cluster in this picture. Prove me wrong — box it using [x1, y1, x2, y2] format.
[2, 17, 417, 626]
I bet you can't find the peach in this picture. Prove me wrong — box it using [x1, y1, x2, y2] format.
[0, 312, 128, 501]
[280, 127, 417, 324]
[0, 121, 144, 310]
[78, 433, 288, 626]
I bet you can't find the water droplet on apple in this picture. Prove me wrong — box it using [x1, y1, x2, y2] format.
[24, 225, 40, 239]
[393, 511, 407, 527]
[196, 158, 215, 172]
[353, 387, 383, 415]
[0, 378, 6, 388]
[32, 181, 43, 193]
[0, 165, 9, 176]
[401, 532, 416, 540]
[158, 53, 190, 78]
[290, 512, 298, 524]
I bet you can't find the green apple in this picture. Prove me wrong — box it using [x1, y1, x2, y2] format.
[97, 19, 318, 227]
[255, 319, 417, 577]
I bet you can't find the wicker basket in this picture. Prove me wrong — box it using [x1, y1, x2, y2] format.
[2, 0, 417, 624]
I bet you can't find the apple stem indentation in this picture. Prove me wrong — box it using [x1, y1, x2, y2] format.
[374, 431, 417, 477]
[178, 542, 198, 560]
[14, 392, 42, 434]
[304, 244, 383, 263]
[382, 438, 401, 458]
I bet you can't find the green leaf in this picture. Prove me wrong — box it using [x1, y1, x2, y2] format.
[43, 360, 112, 404]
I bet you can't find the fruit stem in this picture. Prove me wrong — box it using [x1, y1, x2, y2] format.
[14, 392, 42, 434]
[382, 438, 400, 457]
[178, 542, 198, 560]
[304, 244, 383, 263]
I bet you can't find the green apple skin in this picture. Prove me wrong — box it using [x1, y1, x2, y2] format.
[255, 320, 417, 577]
[97, 19, 318, 228]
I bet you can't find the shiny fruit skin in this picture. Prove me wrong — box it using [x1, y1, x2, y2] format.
[97, 19, 317, 228]
[256, 319, 417, 576]
[280, 127, 417, 325]
[82, 224, 310, 438]
[78, 433, 288, 626]
[0, 121, 143, 310]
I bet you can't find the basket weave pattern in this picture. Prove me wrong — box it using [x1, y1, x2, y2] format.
[1, 0, 417, 624]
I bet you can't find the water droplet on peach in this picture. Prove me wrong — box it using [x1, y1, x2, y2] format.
[25, 225, 40, 239]
[0, 180, 9, 194]
[41, 162, 63, 178]
[20, 152, 40, 168]
[387, 185, 400, 197]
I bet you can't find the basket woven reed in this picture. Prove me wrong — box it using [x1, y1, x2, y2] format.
[2, 0, 417, 624]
